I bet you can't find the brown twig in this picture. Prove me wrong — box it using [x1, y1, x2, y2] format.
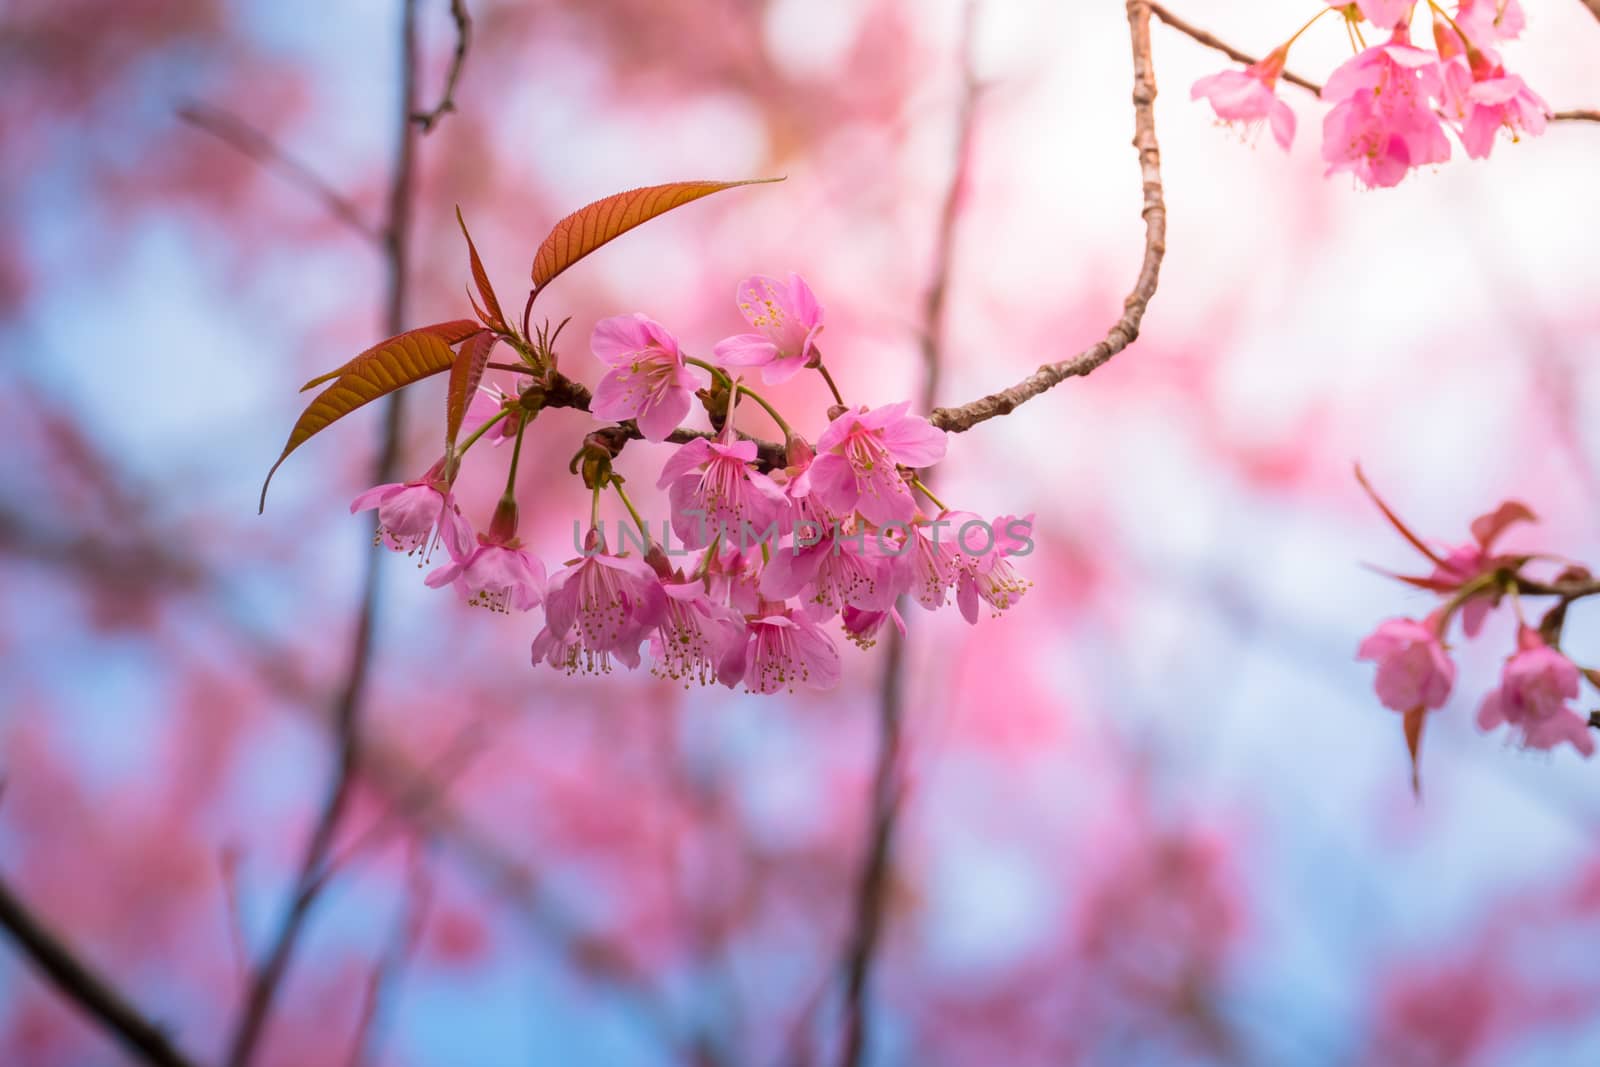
[1147, 1, 1322, 94]
[412, 0, 472, 133]
[224, 3, 424, 1065]
[1553, 109, 1600, 122]
[177, 102, 381, 242]
[836, 7, 982, 1067]
[1582, 0, 1600, 25]
[0, 874, 202, 1067]
[930, 0, 1166, 435]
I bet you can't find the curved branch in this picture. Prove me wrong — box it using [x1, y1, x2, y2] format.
[930, 0, 1166, 435]
[412, 0, 472, 133]
[1148, 1, 1321, 94]
[0, 875, 201, 1067]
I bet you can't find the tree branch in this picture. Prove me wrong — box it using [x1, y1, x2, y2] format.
[930, 0, 1166, 435]
[0, 874, 202, 1067]
[177, 102, 381, 243]
[836, 7, 982, 1066]
[224, 2, 423, 1064]
[1147, 1, 1321, 94]
[412, 0, 472, 133]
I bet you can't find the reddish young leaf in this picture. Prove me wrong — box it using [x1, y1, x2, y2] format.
[456, 206, 506, 332]
[261, 330, 460, 512]
[299, 320, 482, 393]
[530, 178, 782, 290]
[446, 330, 498, 450]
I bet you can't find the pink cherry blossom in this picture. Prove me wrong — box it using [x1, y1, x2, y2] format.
[1321, 29, 1451, 188]
[898, 512, 976, 611]
[712, 273, 824, 385]
[1428, 500, 1535, 635]
[759, 523, 899, 621]
[1477, 628, 1595, 756]
[955, 514, 1034, 624]
[841, 604, 905, 650]
[351, 462, 471, 561]
[1356, 618, 1456, 712]
[734, 606, 842, 694]
[537, 539, 667, 673]
[1442, 59, 1550, 160]
[424, 503, 546, 613]
[656, 436, 788, 550]
[589, 313, 698, 441]
[1454, 0, 1525, 44]
[1190, 48, 1296, 150]
[1336, 0, 1415, 30]
[648, 580, 747, 687]
[808, 402, 947, 526]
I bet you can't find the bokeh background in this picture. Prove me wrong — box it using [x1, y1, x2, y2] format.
[4, 0, 1600, 1064]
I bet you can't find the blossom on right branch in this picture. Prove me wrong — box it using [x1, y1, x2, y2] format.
[1478, 628, 1595, 757]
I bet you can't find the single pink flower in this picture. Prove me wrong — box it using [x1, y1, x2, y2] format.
[1426, 500, 1536, 635]
[735, 606, 842, 694]
[954, 514, 1034, 624]
[1454, 0, 1524, 44]
[424, 501, 545, 613]
[1335, 0, 1415, 29]
[759, 523, 899, 621]
[657, 436, 789, 550]
[589, 313, 698, 441]
[808, 402, 947, 526]
[897, 512, 977, 611]
[537, 537, 667, 673]
[1442, 59, 1549, 160]
[712, 273, 824, 385]
[648, 580, 747, 687]
[841, 604, 905, 650]
[351, 461, 471, 561]
[1477, 628, 1594, 756]
[1321, 29, 1451, 188]
[1356, 618, 1456, 712]
[1190, 48, 1296, 150]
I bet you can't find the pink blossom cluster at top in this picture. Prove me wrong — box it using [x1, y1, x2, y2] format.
[353, 274, 1032, 694]
[1355, 471, 1599, 789]
[1189, 1, 1550, 188]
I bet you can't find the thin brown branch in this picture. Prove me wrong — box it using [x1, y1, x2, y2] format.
[836, 7, 982, 1066]
[0, 874, 202, 1067]
[177, 102, 381, 242]
[1553, 109, 1600, 122]
[1582, 0, 1600, 25]
[413, 0, 472, 133]
[930, 0, 1166, 435]
[1147, 1, 1322, 95]
[224, 2, 424, 1064]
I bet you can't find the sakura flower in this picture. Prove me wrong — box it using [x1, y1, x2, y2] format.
[424, 501, 545, 613]
[712, 273, 824, 385]
[589, 313, 698, 441]
[1454, 0, 1525, 44]
[1428, 500, 1536, 635]
[899, 512, 977, 611]
[808, 402, 947, 526]
[1477, 628, 1595, 756]
[1336, 0, 1415, 29]
[1190, 47, 1296, 150]
[955, 514, 1035, 623]
[1441, 59, 1550, 160]
[648, 581, 747, 687]
[759, 523, 899, 621]
[537, 536, 667, 673]
[1321, 29, 1451, 188]
[351, 460, 471, 561]
[734, 606, 842, 694]
[841, 604, 905, 650]
[1356, 617, 1456, 712]
[657, 436, 788, 550]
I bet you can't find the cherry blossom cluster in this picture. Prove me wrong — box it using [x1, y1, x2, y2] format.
[1190, 1, 1550, 187]
[1355, 470, 1600, 785]
[353, 274, 1031, 694]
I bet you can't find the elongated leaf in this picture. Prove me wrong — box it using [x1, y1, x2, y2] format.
[531, 178, 782, 290]
[446, 330, 497, 449]
[262, 330, 459, 512]
[456, 206, 506, 331]
[299, 320, 481, 393]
